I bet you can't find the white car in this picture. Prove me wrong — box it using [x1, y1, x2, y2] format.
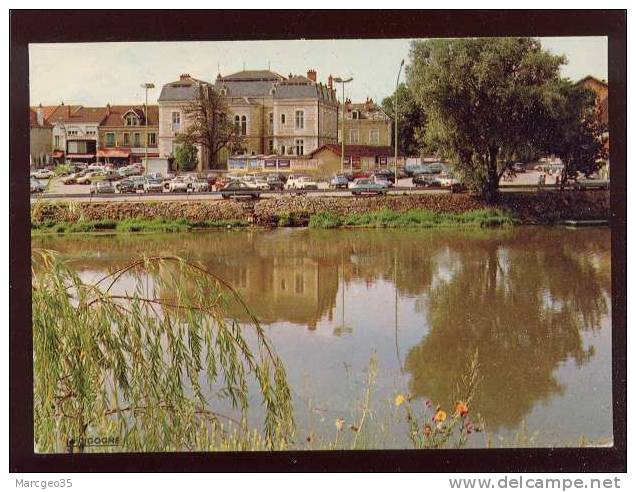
[437, 173, 461, 187]
[32, 169, 54, 179]
[168, 176, 189, 193]
[371, 175, 390, 188]
[285, 175, 318, 190]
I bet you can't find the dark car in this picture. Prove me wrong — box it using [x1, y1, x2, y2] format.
[371, 170, 396, 185]
[116, 178, 136, 194]
[221, 181, 261, 199]
[412, 173, 442, 188]
[266, 175, 285, 191]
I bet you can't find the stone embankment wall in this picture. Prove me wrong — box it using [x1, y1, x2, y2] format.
[31, 191, 610, 227]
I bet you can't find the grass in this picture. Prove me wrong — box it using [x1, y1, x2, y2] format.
[32, 217, 250, 235]
[308, 208, 515, 229]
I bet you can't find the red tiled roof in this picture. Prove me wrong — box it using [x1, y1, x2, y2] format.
[101, 105, 159, 127]
[47, 105, 108, 124]
[29, 108, 52, 128]
[310, 144, 394, 158]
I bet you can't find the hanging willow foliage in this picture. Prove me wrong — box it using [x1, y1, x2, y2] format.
[32, 250, 294, 453]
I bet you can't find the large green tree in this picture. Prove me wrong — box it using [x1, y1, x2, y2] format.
[408, 37, 564, 202]
[540, 80, 607, 190]
[176, 83, 244, 170]
[173, 141, 198, 172]
[381, 83, 426, 156]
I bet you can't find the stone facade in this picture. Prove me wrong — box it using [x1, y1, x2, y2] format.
[158, 70, 339, 170]
[29, 106, 52, 166]
[339, 98, 392, 147]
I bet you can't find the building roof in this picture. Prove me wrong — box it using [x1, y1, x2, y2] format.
[219, 70, 285, 82]
[577, 75, 608, 88]
[47, 105, 108, 124]
[310, 144, 394, 158]
[158, 74, 210, 102]
[29, 108, 52, 128]
[101, 105, 159, 127]
[345, 99, 390, 120]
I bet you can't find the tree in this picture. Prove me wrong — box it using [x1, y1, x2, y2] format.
[408, 38, 565, 202]
[381, 83, 426, 156]
[540, 80, 607, 190]
[173, 141, 198, 172]
[176, 83, 244, 170]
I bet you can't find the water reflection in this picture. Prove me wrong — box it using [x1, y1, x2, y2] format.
[33, 227, 611, 441]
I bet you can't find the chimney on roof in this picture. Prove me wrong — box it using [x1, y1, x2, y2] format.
[328, 75, 333, 90]
[345, 98, 352, 112]
[67, 105, 71, 118]
[180, 73, 190, 80]
[36, 104, 44, 127]
[307, 69, 317, 82]
[106, 103, 111, 116]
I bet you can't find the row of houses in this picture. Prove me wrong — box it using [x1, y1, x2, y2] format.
[30, 68, 393, 172]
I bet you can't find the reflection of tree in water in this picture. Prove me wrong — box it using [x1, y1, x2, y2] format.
[404, 233, 610, 431]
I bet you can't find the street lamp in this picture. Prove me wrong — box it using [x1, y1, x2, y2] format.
[333, 76, 353, 174]
[140, 82, 155, 175]
[394, 59, 405, 184]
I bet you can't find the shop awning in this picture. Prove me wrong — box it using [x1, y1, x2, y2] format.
[50, 150, 64, 158]
[98, 148, 131, 158]
[67, 153, 95, 159]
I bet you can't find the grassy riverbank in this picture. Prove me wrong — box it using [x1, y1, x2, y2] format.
[31, 217, 249, 234]
[308, 208, 514, 229]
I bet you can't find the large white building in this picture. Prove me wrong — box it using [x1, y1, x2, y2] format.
[157, 69, 339, 170]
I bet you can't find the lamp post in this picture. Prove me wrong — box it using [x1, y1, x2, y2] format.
[333, 76, 353, 174]
[394, 59, 405, 184]
[140, 82, 155, 175]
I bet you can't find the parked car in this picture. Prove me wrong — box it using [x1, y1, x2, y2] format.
[412, 173, 442, 188]
[437, 173, 461, 188]
[76, 171, 103, 185]
[329, 174, 349, 189]
[102, 170, 123, 182]
[266, 174, 285, 191]
[212, 178, 230, 191]
[62, 173, 79, 185]
[371, 174, 391, 188]
[512, 162, 526, 173]
[188, 177, 210, 192]
[143, 177, 164, 193]
[115, 178, 136, 194]
[168, 176, 190, 193]
[221, 181, 261, 199]
[349, 178, 388, 196]
[90, 181, 115, 195]
[129, 176, 147, 192]
[252, 177, 271, 191]
[285, 175, 318, 190]
[351, 170, 372, 180]
[32, 169, 54, 179]
[118, 165, 142, 177]
[372, 168, 396, 184]
[30, 178, 45, 193]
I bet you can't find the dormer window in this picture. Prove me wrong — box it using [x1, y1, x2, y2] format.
[125, 114, 139, 126]
[352, 110, 360, 120]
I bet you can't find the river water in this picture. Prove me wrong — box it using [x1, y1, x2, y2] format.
[32, 226, 612, 448]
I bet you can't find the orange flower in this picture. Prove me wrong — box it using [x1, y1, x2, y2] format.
[455, 401, 469, 417]
[434, 409, 447, 423]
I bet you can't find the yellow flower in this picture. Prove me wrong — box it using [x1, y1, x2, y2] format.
[434, 409, 447, 423]
[394, 394, 406, 407]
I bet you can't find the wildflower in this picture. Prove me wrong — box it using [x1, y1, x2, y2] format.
[395, 394, 406, 407]
[350, 425, 359, 432]
[425, 400, 433, 408]
[335, 418, 344, 432]
[423, 424, 432, 437]
[455, 401, 469, 417]
[434, 409, 447, 423]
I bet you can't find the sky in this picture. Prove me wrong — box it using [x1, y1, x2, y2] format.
[29, 37, 608, 107]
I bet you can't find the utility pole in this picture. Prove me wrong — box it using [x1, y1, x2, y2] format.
[394, 59, 405, 184]
[140, 82, 155, 176]
[333, 77, 353, 174]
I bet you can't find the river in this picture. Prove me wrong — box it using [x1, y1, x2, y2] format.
[32, 226, 612, 448]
